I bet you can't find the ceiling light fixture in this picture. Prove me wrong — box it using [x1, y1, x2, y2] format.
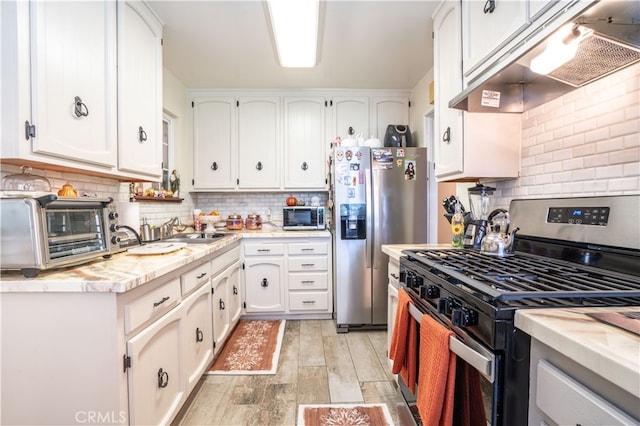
[529, 23, 593, 75]
[267, 0, 319, 68]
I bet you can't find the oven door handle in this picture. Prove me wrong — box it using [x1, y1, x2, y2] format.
[408, 303, 495, 383]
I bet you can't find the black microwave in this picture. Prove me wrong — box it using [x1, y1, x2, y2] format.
[282, 206, 325, 230]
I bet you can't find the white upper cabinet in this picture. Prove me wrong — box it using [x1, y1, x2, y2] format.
[117, 1, 163, 178]
[329, 97, 369, 141]
[370, 97, 410, 140]
[284, 97, 326, 189]
[462, 0, 529, 77]
[434, 0, 464, 178]
[238, 97, 281, 189]
[29, 1, 118, 168]
[192, 97, 237, 190]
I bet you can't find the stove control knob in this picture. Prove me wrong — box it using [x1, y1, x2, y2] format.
[425, 285, 439, 298]
[415, 275, 424, 286]
[405, 272, 415, 287]
[452, 307, 478, 327]
[438, 298, 452, 315]
[111, 235, 121, 245]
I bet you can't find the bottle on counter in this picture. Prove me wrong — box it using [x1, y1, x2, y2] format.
[451, 198, 465, 248]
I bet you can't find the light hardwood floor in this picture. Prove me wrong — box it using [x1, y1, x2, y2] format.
[175, 319, 399, 425]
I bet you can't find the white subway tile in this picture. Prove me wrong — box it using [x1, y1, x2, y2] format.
[595, 165, 624, 179]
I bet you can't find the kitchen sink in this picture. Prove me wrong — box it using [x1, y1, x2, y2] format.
[164, 232, 229, 244]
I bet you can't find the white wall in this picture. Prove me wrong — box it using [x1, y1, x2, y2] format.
[409, 68, 435, 148]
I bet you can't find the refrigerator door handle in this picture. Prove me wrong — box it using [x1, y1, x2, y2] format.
[365, 168, 372, 268]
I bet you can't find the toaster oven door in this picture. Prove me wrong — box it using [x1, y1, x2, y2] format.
[44, 201, 110, 263]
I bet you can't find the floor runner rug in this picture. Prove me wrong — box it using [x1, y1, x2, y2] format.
[297, 403, 394, 426]
[208, 319, 285, 375]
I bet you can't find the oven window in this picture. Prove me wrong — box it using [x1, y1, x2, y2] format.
[46, 208, 107, 260]
[285, 209, 311, 226]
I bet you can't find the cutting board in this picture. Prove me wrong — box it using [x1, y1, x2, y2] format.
[588, 312, 640, 336]
[128, 242, 187, 255]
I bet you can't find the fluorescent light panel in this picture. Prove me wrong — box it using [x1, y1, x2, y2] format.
[268, 0, 319, 68]
[530, 24, 593, 75]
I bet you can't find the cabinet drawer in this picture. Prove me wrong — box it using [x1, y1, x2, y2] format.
[288, 242, 328, 255]
[289, 291, 329, 311]
[124, 278, 181, 334]
[244, 243, 285, 256]
[288, 256, 328, 272]
[211, 246, 240, 275]
[180, 260, 211, 296]
[288, 272, 328, 290]
[388, 259, 400, 284]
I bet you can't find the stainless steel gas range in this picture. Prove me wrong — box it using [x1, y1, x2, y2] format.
[397, 195, 640, 426]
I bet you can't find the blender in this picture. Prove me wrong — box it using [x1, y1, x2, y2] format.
[463, 184, 496, 249]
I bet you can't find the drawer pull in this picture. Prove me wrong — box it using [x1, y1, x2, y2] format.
[301, 248, 315, 252]
[153, 296, 170, 307]
[219, 298, 226, 310]
[301, 280, 315, 284]
[302, 300, 316, 304]
[257, 249, 271, 252]
[196, 327, 204, 342]
[390, 273, 399, 280]
[233, 285, 238, 295]
[301, 263, 315, 267]
[196, 272, 207, 279]
[157, 368, 169, 388]
[261, 278, 269, 287]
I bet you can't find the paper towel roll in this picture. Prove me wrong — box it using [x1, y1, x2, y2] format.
[117, 201, 140, 230]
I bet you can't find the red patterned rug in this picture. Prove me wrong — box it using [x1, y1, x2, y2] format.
[298, 404, 394, 426]
[208, 319, 285, 375]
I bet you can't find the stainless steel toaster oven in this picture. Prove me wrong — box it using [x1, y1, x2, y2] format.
[0, 194, 129, 277]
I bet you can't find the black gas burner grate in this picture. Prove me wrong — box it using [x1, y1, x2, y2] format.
[405, 249, 640, 307]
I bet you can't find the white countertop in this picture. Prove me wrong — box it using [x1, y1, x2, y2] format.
[382, 243, 454, 260]
[0, 229, 330, 293]
[515, 307, 640, 398]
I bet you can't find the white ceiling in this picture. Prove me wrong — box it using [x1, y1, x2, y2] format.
[148, 0, 438, 90]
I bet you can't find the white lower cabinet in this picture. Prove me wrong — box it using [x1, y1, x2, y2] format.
[211, 266, 231, 351]
[386, 257, 400, 371]
[182, 283, 213, 394]
[227, 260, 243, 327]
[242, 235, 333, 317]
[126, 302, 185, 426]
[211, 247, 243, 352]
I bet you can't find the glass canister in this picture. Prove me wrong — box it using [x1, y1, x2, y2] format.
[245, 214, 262, 230]
[226, 214, 244, 230]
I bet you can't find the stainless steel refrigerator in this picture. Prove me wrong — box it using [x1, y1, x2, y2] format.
[331, 146, 429, 332]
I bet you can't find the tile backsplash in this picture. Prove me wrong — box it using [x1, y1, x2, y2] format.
[487, 62, 640, 209]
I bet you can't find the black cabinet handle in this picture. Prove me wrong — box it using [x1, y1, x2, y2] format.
[73, 96, 89, 117]
[211, 162, 218, 171]
[256, 161, 263, 171]
[301, 161, 309, 171]
[483, 0, 496, 13]
[219, 298, 226, 310]
[196, 327, 204, 342]
[138, 126, 147, 142]
[261, 278, 269, 287]
[196, 272, 207, 279]
[233, 285, 238, 295]
[153, 296, 170, 307]
[442, 127, 451, 143]
[157, 368, 169, 388]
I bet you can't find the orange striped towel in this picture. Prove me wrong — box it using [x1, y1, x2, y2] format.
[417, 314, 457, 426]
[389, 288, 418, 393]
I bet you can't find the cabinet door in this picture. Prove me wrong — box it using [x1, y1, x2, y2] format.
[227, 260, 243, 328]
[192, 97, 237, 189]
[370, 97, 410, 140]
[434, 0, 464, 178]
[117, 1, 163, 177]
[30, 1, 117, 167]
[284, 97, 327, 189]
[329, 97, 369, 142]
[462, 0, 528, 76]
[244, 257, 285, 312]
[182, 283, 213, 394]
[238, 97, 281, 189]
[211, 265, 230, 353]
[127, 306, 184, 426]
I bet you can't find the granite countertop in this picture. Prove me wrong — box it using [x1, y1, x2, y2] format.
[515, 307, 640, 398]
[0, 228, 330, 293]
[382, 243, 454, 260]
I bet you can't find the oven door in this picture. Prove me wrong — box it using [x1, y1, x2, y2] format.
[397, 300, 498, 426]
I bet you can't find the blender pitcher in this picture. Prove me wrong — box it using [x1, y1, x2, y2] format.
[463, 184, 496, 248]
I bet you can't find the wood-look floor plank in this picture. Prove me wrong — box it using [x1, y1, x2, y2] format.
[297, 366, 330, 404]
[257, 382, 298, 425]
[346, 332, 388, 382]
[299, 320, 326, 367]
[323, 334, 364, 403]
[273, 320, 300, 384]
[361, 380, 400, 425]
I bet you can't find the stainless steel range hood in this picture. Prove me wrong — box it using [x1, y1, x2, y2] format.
[450, 0, 640, 113]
